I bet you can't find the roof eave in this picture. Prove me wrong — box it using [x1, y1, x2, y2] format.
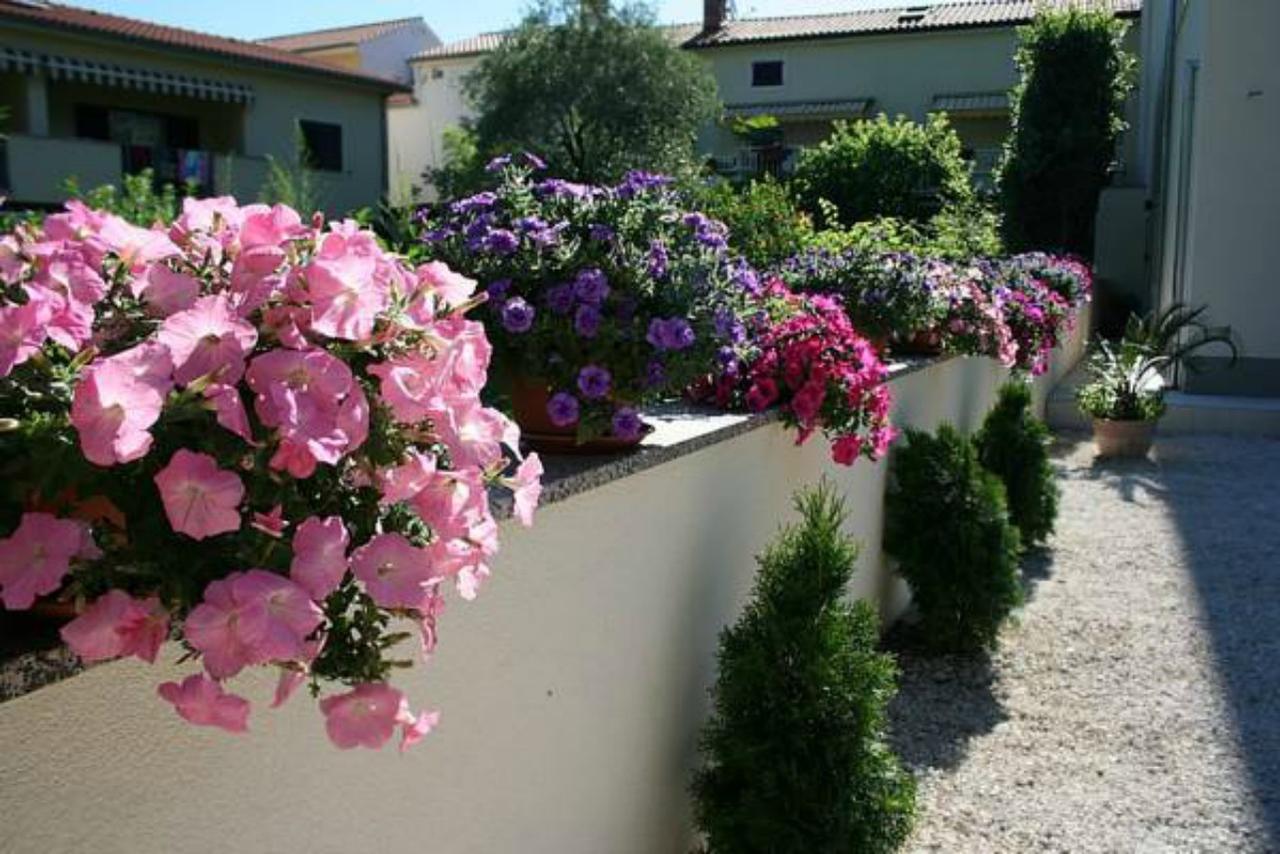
[0, 11, 410, 93]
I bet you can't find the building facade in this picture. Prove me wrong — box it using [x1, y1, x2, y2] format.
[1137, 0, 1279, 396]
[400, 0, 1140, 196]
[0, 1, 406, 214]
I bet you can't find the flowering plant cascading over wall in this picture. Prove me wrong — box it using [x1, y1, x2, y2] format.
[0, 198, 542, 750]
[414, 155, 761, 441]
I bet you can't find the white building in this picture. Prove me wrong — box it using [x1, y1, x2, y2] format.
[1135, 0, 1279, 396]
[400, 0, 1140, 195]
[258, 18, 439, 202]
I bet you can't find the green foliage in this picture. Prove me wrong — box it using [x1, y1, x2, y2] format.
[1076, 302, 1236, 421]
[793, 113, 974, 227]
[681, 175, 813, 268]
[975, 382, 1059, 547]
[466, 0, 720, 183]
[260, 130, 321, 214]
[996, 7, 1136, 256]
[64, 169, 190, 226]
[426, 125, 487, 200]
[885, 426, 1023, 653]
[692, 481, 916, 854]
[806, 200, 1003, 262]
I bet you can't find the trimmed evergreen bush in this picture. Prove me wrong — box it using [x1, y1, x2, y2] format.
[885, 426, 1023, 653]
[996, 7, 1136, 257]
[692, 481, 916, 854]
[975, 382, 1060, 547]
[793, 113, 974, 227]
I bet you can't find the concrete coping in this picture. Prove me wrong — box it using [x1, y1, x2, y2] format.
[0, 354, 946, 704]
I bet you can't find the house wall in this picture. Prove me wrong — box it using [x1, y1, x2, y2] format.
[294, 45, 363, 73]
[359, 23, 440, 86]
[0, 23, 392, 214]
[395, 54, 482, 202]
[0, 320, 1088, 854]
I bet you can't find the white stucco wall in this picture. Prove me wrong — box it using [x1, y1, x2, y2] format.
[392, 54, 482, 202]
[358, 23, 439, 86]
[0, 23, 393, 214]
[0, 317, 1087, 854]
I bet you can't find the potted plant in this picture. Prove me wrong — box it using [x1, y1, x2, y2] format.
[1077, 303, 1236, 457]
[0, 197, 542, 749]
[415, 155, 758, 452]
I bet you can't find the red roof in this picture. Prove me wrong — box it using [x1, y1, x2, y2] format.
[259, 17, 432, 53]
[0, 0, 409, 91]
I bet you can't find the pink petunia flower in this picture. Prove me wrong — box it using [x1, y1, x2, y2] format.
[229, 570, 324, 663]
[0, 300, 50, 378]
[318, 682, 437, 752]
[97, 215, 180, 269]
[290, 516, 350, 600]
[305, 252, 388, 341]
[415, 261, 476, 310]
[239, 203, 304, 249]
[60, 590, 169, 663]
[158, 294, 258, 386]
[132, 263, 201, 317]
[157, 673, 250, 733]
[203, 383, 254, 442]
[377, 451, 437, 505]
[0, 513, 86, 610]
[71, 341, 174, 466]
[510, 453, 543, 528]
[349, 533, 437, 609]
[153, 449, 244, 540]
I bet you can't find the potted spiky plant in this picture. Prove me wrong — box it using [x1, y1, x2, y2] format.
[1077, 303, 1237, 457]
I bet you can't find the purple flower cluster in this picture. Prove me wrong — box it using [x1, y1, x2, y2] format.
[501, 297, 536, 334]
[646, 317, 695, 352]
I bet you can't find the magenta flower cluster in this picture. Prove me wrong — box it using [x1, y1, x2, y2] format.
[0, 199, 543, 751]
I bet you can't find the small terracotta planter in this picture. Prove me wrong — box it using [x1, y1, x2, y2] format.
[1092, 418, 1156, 458]
[892, 329, 943, 356]
[510, 377, 648, 455]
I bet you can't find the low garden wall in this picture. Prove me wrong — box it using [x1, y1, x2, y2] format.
[0, 313, 1087, 854]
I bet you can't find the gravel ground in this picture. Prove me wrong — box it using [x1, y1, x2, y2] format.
[889, 433, 1280, 853]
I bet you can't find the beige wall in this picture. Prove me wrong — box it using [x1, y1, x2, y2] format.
[395, 54, 481, 202]
[0, 24, 391, 214]
[0, 319, 1087, 854]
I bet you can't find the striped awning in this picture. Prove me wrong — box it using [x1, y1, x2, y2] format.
[725, 98, 873, 121]
[931, 92, 1010, 115]
[0, 49, 254, 103]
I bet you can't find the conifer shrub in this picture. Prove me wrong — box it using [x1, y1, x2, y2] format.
[885, 426, 1023, 652]
[975, 382, 1059, 547]
[692, 481, 916, 854]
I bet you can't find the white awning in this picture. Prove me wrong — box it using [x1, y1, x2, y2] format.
[931, 92, 1010, 115]
[725, 98, 873, 121]
[1, 50, 254, 103]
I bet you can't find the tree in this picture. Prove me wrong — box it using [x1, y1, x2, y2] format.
[465, 1, 720, 183]
[792, 113, 974, 228]
[996, 7, 1136, 257]
[692, 481, 916, 854]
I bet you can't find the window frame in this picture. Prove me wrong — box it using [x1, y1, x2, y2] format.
[750, 60, 785, 88]
[298, 119, 344, 173]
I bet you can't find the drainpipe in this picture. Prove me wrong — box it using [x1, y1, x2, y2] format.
[1145, 0, 1190, 313]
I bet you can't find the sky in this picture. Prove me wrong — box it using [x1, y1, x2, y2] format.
[68, 1, 939, 44]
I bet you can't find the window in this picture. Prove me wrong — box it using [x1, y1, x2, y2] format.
[299, 120, 343, 172]
[752, 61, 784, 88]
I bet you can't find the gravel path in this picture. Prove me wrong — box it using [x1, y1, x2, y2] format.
[890, 434, 1280, 853]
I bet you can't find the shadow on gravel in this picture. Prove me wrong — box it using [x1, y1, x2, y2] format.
[1089, 438, 1280, 849]
[884, 628, 1007, 774]
[1019, 547, 1055, 604]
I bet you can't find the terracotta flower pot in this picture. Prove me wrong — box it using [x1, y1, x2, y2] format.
[892, 329, 943, 356]
[510, 376, 648, 455]
[1092, 418, 1156, 458]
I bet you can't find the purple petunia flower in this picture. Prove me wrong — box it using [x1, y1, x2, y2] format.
[611, 407, 644, 441]
[546, 283, 575, 315]
[577, 365, 612, 400]
[450, 192, 498, 215]
[483, 229, 520, 256]
[547, 392, 580, 428]
[644, 360, 667, 389]
[484, 155, 512, 173]
[573, 268, 610, 305]
[574, 305, 602, 338]
[487, 279, 512, 302]
[501, 297, 535, 334]
[589, 224, 616, 243]
[646, 317, 695, 352]
[647, 240, 669, 281]
[615, 171, 673, 199]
